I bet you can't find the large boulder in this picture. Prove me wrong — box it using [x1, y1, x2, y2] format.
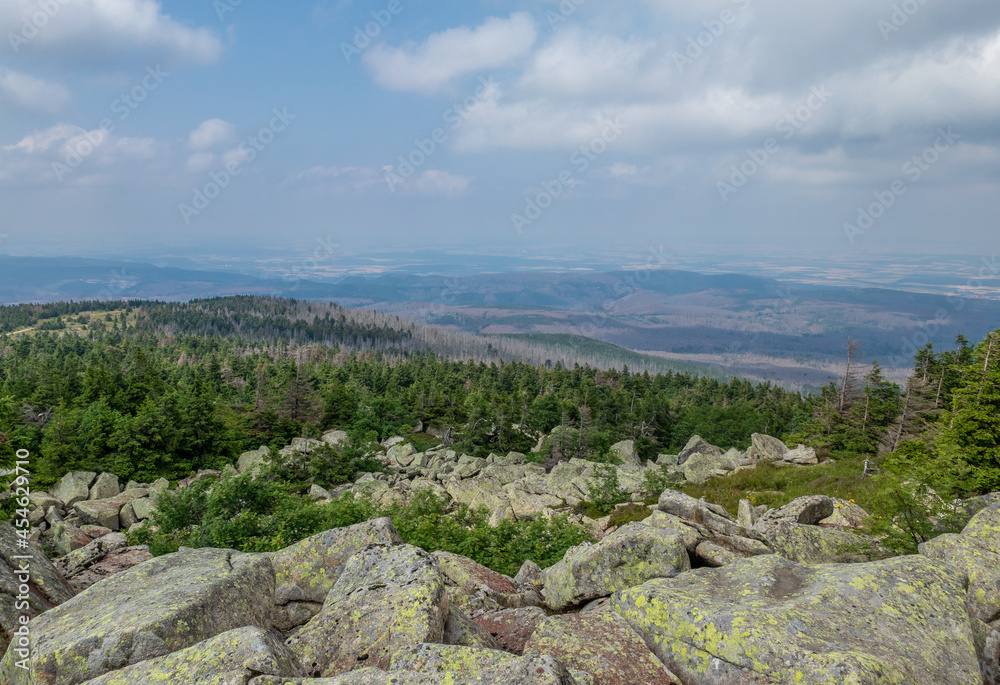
[52, 472, 97, 507]
[433, 551, 530, 615]
[387, 443, 416, 467]
[609, 440, 641, 466]
[677, 436, 723, 465]
[524, 612, 679, 685]
[612, 554, 984, 685]
[0, 523, 74, 655]
[543, 523, 689, 611]
[442, 606, 500, 649]
[55, 534, 151, 594]
[51, 522, 92, 556]
[657, 489, 751, 539]
[745, 433, 789, 462]
[755, 495, 834, 528]
[78, 627, 301, 684]
[285, 544, 448, 677]
[238, 447, 271, 475]
[270, 518, 401, 607]
[73, 490, 147, 532]
[0, 547, 274, 685]
[758, 520, 877, 564]
[921, 501, 1000, 627]
[681, 450, 746, 485]
[88, 473, 120, 501]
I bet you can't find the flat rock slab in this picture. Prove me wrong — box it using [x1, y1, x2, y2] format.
[543, 522, 689, 611]
[612, 554, 983, 685]
[77, 627, 300, 684]
[270, 518, 401, 606]
[0, 547, 274, 685]
[286, 544, 447, 677]
[524, 612, 679, 685]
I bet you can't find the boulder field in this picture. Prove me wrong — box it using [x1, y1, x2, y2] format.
[1, 495, 998, 684]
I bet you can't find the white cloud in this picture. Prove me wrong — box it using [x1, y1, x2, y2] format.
[0, 0, 223, 66]
[0, 68, 70, 112]
[363, 13, 537, 93]
[185, 152, 215, 173]
[188, 119, 236, 150]
[411, 169, 471, 196]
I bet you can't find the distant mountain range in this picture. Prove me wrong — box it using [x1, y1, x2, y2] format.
[2, 255, 997, 389]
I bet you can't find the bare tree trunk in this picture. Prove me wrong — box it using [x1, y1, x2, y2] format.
[839, 338, 861, 414]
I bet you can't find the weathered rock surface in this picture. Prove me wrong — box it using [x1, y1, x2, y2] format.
[471, 606, 548, 655]
[921, 501, 1000, 626]
[286, 544, 447, 677]
[0, 547, 274, 685]
[52, 472, 97, 508]
[72, 491, 146, 532]
[433, 551, 532, 615]
[543, 522, 689, 611]
[238, 446, 271, 475]
[88, 473, 120, 502]
[524, 612, 679, 685]
[270, 518, 402, 607]
[78, 627, 300, 684]
[0, 523, 74, 655]
[442, 606, 500, 649]
[613, 554, 984, 684]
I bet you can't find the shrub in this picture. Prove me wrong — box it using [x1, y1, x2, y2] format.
[585, 464, 630, 517]
[607, 502, 653, 528]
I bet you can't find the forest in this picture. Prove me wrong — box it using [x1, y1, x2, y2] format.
[0, 296, 997, 502]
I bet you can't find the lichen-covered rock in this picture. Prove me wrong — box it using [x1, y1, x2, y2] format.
[79, 627, 301, 684]
[88, 473, 120, 502]
[694, 541, 738, 567]
[442, 606, 500, 649]
[755, 495, 834, 528]
[745, 433, 788, 462]
[760, 520, 878, 564]
[238, 447, 271, 475]
[1, 523, 75, 656]
[387, 443, 416, 466]
[0, 547, 274, 685]
[657, 490, 750, 539]
[72, 491, 147, 532]
[504, 487, 564, 520]
[783, 445, 818, 465]
[677, 436, 723, 465]
[63, 547, 153, 594]
[52, 472, 97, 508]
[963, 501, 1000, 553]
[55, 533, 127, 578]
[543, 523, 689, 611]
[286, 544, 447, 677]
[524, 612, 679, 685]
[390, 644, 577, 684]
[612, 554, 984, 685]
[609, 440, 641, 466]
[681, 451, 744, 485]
[643, 510, 706, 551]
[472, 606, 548, 655]
[433, 551, 528, 615]
[818, 499, 869, 529]
[52, 522, 92, 556]
[270, 518, 402, 608]
[921, 502, 1000, 626]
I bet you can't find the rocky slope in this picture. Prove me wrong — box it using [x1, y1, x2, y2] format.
[1, 487, 998, 683]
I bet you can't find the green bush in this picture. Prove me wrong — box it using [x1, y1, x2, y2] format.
[607, 502, 653, 528]
[585, 464, 630, 517]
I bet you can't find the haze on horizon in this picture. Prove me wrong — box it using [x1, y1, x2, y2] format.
[0, 0, 998, 260]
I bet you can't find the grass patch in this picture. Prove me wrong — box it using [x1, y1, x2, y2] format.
[680, 455, 878, 516]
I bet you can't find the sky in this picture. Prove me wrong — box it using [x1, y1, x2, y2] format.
[0, 0, 998, 261]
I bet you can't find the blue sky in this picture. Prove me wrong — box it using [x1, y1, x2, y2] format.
[0, 0, 998, 260]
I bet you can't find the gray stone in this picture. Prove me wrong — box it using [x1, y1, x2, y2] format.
[89, 473, 121, 501]
[676, 435, 722, 465]
[79, 627, 301, 685]
[149, 478, 169, 494]
[73, 490, 148, 532]
[52, 471, 97, 507]
[129, 497, 157, 521]
[322, 430, 349, 446]
[238, 446, 271, 475]
[755, 495, 834, 529]
[613, 554, 983, 685]
[746, 432, 789, 462]
[543, 523, 689, 611]
[609, 439, 641, 466]
[783, 444, 819, 465]
[52, 521, 92, 556]
[285, 544, 448, 677]
[0, 547, 274, 685]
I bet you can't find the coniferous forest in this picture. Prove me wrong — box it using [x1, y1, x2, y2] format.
[0, 296, 996, 502]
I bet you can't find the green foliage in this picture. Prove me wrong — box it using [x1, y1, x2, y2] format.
[861, 476, 963, 556]
[642, 463, 680, 499]
[607, 502, 653, 528]
[585, 464, 630, 517]
[130, 478, 591, 577]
